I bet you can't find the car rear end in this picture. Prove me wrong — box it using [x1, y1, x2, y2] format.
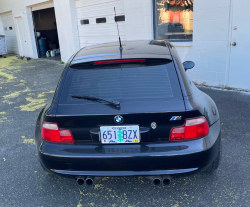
[36, 51, 221, 178]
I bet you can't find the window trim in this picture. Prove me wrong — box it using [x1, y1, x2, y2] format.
[153, 0, 156, 40]
[153, 0, 193, 43]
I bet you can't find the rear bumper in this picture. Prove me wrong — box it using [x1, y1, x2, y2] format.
[38, 120, 221, 176]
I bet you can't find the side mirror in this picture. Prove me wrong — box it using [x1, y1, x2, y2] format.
[183, 61, 195, 71]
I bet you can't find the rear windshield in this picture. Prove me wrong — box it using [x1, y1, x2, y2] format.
[59, 62, 183, 104]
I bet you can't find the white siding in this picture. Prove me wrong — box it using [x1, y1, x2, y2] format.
[54, 0, 80, 62]
[124, 0, 153, 40]
[0, 0, 248, 89]
[0, 0, 81, 61]
[173, 0, 231, 87]
[1, 12, 19, 54]
[0, 16, 4, 35]
[75, 0, 126, 48]
[31, 2, 54, 11]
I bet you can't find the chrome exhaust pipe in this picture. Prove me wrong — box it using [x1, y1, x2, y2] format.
[162, 175, 172, 186]
[145, 176, 162, 186]
[153, 177, 162, 186]
[85, 176, 94, 186]
[76, 176, 86, 185]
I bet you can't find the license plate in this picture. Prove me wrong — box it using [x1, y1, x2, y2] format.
[100, 126, 140, 144]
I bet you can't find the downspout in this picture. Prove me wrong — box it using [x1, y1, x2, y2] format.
[225, 0, 234, 87]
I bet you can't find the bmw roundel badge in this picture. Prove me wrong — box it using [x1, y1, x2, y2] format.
[114, 115, 123, 124]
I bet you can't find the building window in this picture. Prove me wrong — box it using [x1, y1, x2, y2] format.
[115, 15, 125, 22]
[154, 0, 193, 42]
[9, 27, 13, 30]
[81, 19, 89, 25]
[96, 17, 106, 24]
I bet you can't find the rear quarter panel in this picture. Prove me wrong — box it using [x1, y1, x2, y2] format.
[167, 42, 220, 126]
[35, 53, 78, 148]
[184, 84, 220, 126]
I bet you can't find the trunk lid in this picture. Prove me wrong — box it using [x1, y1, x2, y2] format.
[56, 100, 186, 143]
[56, 59, 186, 143]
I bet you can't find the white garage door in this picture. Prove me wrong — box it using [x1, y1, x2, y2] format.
[1, 12, 19, 54]
[75, 0, 126, 48]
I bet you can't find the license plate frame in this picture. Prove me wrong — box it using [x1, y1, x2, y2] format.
[100, 125, 140, 144]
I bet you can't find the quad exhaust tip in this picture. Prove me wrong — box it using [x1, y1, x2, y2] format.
[76, 175, 171, 186]
[76, 176, 86, 185]
[153, 178, 161, 186]
[85, 176, 94, 186]
[162, 175, 171, 186]
[76, 176, 102, 186]
[146, 175, 172, 186]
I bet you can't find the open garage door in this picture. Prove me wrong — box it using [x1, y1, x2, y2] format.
[75, 0, 126, 48]
[32, 7, 61, 60]
[1, 12, 19, 54]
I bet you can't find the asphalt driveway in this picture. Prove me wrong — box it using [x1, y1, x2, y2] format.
[1, 55, 250, 207]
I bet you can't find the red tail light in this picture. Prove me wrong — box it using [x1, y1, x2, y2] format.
[41, 122, 74, 143]
[94, 59, 145, 65]
[170, 117, 209, 141]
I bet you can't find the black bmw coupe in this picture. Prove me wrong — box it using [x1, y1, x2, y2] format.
[35, 40, 221, 186]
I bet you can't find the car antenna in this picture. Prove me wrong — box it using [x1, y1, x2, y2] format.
[114, 7, 123, 59]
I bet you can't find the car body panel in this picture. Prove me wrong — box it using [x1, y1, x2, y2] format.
[167, 42, 220, 126]
[56, 101, 185, 142]
[37, 120, 220, 176]
[35, 40, 221, 177]
[56, 55, 188, 142]
[71, 40, 172, 65]
[56, 100, 185, 116]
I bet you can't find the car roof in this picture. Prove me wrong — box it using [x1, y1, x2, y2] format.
[71, 40, 172, 65]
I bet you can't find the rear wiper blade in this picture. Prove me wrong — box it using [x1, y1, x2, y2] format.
[71, 95, 120, 108]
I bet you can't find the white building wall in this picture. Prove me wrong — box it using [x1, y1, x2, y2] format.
[1, 11, 19, 54]
[175, 0, 231, 87]
[53, 0, 80, 62]
[124, 0, 231, 87]
[75, 0, 126, 48]
[0, 16, 4, 35]
[124, 0, 153, 40]
[0, 0, 54, 58]
[0, 0, 233, 88]
[0, 0, 80, 62]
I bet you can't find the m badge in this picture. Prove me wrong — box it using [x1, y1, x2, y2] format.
[170, 116, 182, 121]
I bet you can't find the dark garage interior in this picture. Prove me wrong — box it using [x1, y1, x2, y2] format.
[33, 7, 60, 60]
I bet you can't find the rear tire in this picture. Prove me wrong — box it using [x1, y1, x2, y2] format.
[205, 139, 221, 173]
